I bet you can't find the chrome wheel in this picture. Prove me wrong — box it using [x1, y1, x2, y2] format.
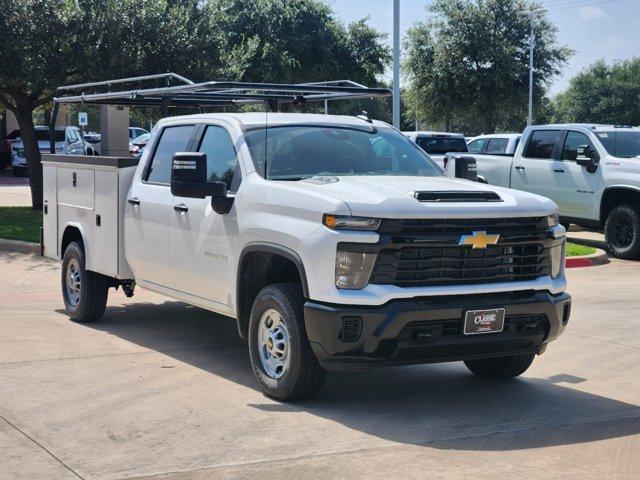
[258, 308, 290, 379]
[65, 258, 81, 307]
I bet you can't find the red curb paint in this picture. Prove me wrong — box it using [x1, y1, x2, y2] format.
[566, 257, 594, 268]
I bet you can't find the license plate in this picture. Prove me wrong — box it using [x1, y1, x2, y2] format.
[463, 308, 505, 335]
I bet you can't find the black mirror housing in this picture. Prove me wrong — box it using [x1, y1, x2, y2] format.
[171, 152, 211, 198]
[211, 180, 234, 214]
[171, 153, 234, 213]
[575, 145, 599, 173]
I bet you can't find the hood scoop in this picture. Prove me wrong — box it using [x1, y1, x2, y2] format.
[414, 190, 503, 202]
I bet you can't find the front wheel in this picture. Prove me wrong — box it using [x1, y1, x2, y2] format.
[248, 283, 326, 401]
[61, 242, 109, 322]
[604, 204, 640, 260]
[464, 353, 535, 379]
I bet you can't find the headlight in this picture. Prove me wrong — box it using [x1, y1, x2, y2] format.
[323, 214, 380, 231]
[550, 240, 565, 278]
[546, 210, 559, 228]
[335, 250, 377, 289]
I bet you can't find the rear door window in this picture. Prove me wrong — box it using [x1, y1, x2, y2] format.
[524, 130, 560, 159]
[145, 125, 195, 184]
[467, 138, 487, 153]
[486, 138, 509, 154]
[416, 136, 467, 154]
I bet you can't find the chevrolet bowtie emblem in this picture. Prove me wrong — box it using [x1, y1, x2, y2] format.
[458, 231, 500, 249]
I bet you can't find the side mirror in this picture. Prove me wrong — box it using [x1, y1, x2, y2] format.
[171, 152, 235, 214]
[171, 152, 212, 198]
[211, 180, 234, 215]
[448, 154, 478, 181]
[575, 145, 599, 173]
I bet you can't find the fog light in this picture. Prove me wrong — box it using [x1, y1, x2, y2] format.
[550, 240, 565, 278]
[335, 250, 377, 289]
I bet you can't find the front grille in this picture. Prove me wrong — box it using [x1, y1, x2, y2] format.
[370, 217, 551, 287]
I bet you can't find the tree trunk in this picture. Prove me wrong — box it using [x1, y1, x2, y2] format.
[11, 97, 42, 210]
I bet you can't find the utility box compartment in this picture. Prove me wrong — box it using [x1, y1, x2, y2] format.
[42, 154, 139, 280]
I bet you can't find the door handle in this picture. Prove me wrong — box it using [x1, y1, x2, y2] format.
[554, 168, 565, 173]
[127, 197, 140, 206]
[173, 203, 189, 213]
[515, 165, 525, 171]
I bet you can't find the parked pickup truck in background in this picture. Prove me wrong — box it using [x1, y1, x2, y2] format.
[456, 124, 640, 259]
[466, 133, 521, 185]
[403, 131, 468, 169]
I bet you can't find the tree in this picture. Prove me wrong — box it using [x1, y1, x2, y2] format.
[403, 0, 570, 135]
[553, 58, 640, 125]
[0, 0, 204, 209]
[0, 0, 389, 209]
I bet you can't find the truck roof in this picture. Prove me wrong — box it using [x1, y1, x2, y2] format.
[469, 133, 521, 140]
[157, 112, 392, 129]
[530, 123, 640, 132]
[403, 131, 465, 138]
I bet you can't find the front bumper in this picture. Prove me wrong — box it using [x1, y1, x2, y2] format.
[304, 290, 571, 370]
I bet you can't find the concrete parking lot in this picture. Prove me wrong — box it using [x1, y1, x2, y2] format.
[0, 172, 31, 207]
[1, 252, 639, 480]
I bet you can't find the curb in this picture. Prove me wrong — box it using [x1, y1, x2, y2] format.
[565, 248, 609, 268]
[0, 238, 41, 254]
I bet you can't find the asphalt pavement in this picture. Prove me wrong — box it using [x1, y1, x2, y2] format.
[0, 251, 638, 480]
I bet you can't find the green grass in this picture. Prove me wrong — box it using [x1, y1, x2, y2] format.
[566, 242, 596, 257]
[0, 207, 42, 243]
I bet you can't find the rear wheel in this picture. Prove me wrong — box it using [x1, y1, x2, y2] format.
[464, 353, 535, 379]
[61, 242, 109, 323]
[248, 283, 325, 401]
[604, 204, 640, 260]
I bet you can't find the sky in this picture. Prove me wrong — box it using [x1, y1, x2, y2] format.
[322, 0, 640, 96]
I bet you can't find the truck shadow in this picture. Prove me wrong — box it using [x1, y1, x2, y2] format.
[82, 299, 640, 452]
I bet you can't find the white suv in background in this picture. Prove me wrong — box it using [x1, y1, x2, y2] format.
[11, 126, 88, 176]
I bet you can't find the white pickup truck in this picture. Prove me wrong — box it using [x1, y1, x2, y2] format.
[457, 125, 640, 259]
[42, 77, 571, 400]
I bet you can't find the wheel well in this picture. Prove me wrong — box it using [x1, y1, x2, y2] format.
[600, 188, 640, 224]
[61, 226, 83, 256]
[236, 250, 306, 338]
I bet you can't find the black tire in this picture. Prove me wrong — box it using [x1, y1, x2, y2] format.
[61, 241, 109, 323]
[604, 204, 640, 260]
[464, 353, 535, 379]
[248, 283, 326, 401]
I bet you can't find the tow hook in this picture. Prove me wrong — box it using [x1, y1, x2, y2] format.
[122, 281, 136, 298]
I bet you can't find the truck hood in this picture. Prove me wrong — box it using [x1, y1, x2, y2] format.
[290, 175, 558, 218]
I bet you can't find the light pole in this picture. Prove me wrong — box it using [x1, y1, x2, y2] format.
[518, 8, 545, 127]
[392, 0, 400, 129]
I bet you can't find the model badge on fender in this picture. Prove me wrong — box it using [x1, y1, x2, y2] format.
[458, 231, 500, 249]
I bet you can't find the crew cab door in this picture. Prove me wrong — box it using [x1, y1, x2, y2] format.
[510, 129, 564, 203]
[124, 124, 197, 287]
[168, 124, 241, 307]
[554, 130, 602, 218]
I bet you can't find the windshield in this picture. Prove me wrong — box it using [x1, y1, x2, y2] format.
[416, 136, 468, 154]
[244, 125, 443, 180]
[35, 129, 66, 142]
[596, 131, 640, 158]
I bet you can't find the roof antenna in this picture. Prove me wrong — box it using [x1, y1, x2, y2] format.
[356, 111, 372, 123]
